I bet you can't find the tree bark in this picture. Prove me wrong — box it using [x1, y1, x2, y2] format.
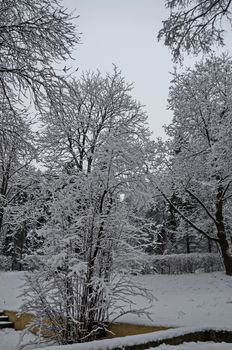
[186, 234, 191, 254]
[208, 238, 212, 253]
[215, 187, 232, 276]
[216, 225, 232, 275]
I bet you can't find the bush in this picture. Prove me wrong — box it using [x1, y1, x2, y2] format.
[0, 255, 12, 271]
[144, 253, 223, 274]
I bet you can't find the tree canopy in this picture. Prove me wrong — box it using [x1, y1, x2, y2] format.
[158, 0, 232, 61]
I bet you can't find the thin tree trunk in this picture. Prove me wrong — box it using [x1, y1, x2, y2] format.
[208, 238, 212, 253]
[186, 234, 191, 253]
[216, 224, 232, 276]
[215, 187, 232, 276]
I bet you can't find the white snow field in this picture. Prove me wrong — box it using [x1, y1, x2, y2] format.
[0, 328, 46, 350]
[0, 271, 232, 350]
[0, 271, 24, 310]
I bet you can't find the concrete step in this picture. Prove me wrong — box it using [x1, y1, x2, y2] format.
[0, 315, 9, 322]
[0, 321, 14, 329]
[0, 312, 15, 329]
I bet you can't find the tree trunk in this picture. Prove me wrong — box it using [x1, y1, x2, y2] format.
[216, 225, 232, 276]
[208, 238, 212, 253]
[186, 234, 191, 254]
[215, 187, 232, 276]
[0, 161, 11, 244]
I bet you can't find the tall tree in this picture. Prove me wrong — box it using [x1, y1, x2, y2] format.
[158, 0, 232, 61]
[0, 98, 36, 255]
[0, 0, 80, 109]
[3, 168, 48, 269]
[39, 67, 150, 174]
[153, 55, 232, 275]
[22, 68, 153, 345]
[0, 0, 80, 266]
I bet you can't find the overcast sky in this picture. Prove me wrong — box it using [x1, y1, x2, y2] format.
[61, 0, 173, 138]
[63, 1, 231, 139]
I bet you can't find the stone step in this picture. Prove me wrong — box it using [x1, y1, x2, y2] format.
[0, 321, 14, 329]
[0, 315, 9, 322]
[0, 310, 4, 316]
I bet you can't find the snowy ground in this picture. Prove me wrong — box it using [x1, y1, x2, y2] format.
[150, 342, 232, 350]
[1, 329, 232, 350]
[0, 271, 24, 310]
[118, 272, 232, 328]
[0, 271, 232, 349]
[0, 328, 46, 350]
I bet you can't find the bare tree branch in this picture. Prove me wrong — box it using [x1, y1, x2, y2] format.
[186, 189, 218, 225]
[156, 186, 219, 243]
[158, 0, 232, 61]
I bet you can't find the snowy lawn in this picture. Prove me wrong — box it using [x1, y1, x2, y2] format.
[0, 329, 25, 350]
[0, 328, 47, 350]
[1, 271, 232, 328]
[0, 271, 232, 350]
[119, 272, 232, 328]
[0, 271, 24, 310]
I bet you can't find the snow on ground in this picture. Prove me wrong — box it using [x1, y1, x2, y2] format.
[0, 328, 45, 350]
[30, 326, 232, 350]
[1, 271, 232, 328]
[119, 272, 232, 328]
[2, 328, 226, 350]
[0, 271, 232, 350]
[0, 271, 25, 310]
[152, 342, 232, 350]
[0, 329, 24, 350]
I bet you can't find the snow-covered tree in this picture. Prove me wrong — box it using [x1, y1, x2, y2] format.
[0, 100, 36, 259]
[3, 169, 49, 269]
[155, 55, 232, 275]
[0, 0, 79, 110]
[22, 68, 153, 345]
[38, 67, 150, 173]
[0, 0, 80, 269]
[158, 0, 232, 61]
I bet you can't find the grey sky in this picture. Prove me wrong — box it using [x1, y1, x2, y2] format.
[64, 1, 231, 139]
[63, 0, 172, 138]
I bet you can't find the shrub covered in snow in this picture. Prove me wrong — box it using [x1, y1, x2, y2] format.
[0, 255, 12, 271]
[144, 253, 223, 274]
